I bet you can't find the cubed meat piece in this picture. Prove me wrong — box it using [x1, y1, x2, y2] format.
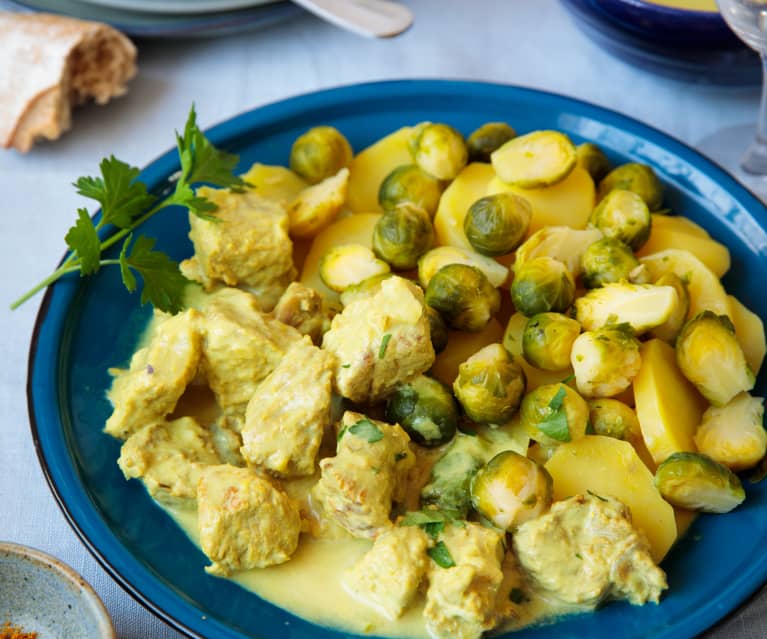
[197, 464, 301, 576]
[424, 523, 505, 639]
[200, 288, 301, 428]
[117, 416, 220, 507]
[312, 411, 415, 538]
[273, 282, 338, 345]
[183, 187, 296, 310]
[105, 309, 203, 440]
[322, 276, 435, 403]
[512, 493, 668, 606]
[343, 525, 431, 620]
[241, 336, 335, 477]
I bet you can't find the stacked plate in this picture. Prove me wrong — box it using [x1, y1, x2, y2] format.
[5, 0, 303, 38]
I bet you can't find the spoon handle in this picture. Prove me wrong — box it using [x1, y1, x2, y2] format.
[291, 0, 413, 38]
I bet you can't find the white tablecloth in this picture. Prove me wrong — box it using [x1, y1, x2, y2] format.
[1, 1, 765, 637]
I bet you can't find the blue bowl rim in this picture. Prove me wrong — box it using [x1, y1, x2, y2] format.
[24, 77, 767, 639]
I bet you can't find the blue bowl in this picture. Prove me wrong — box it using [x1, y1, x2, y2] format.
[560, 0, 760, 84]
[27, 80, 767, 639]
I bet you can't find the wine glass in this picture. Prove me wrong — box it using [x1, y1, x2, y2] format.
[717, 0, 767, 174]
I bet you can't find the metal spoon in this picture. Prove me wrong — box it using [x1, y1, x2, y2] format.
[291, 0, 413, 38]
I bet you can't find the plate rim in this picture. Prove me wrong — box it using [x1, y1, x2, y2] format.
[25, 77, 767, 639]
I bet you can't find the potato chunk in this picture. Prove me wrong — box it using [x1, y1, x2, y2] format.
[198, 464, 301, 576]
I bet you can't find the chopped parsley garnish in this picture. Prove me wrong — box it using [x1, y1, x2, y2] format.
[427, 541, 455, 568]
[536, 385, 571, 442]
[509, 588, 528, 604]
[575, 552, 583, 560]
[587, 489, 608, 502]
[378, 333, 392, 359]
[348, 418, 384, 443]
[394, 451, 408, 462]
[400, 510, 457, 538]
[341, 363, 351, 368]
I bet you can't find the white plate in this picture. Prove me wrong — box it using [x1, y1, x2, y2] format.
[71, 0, 278, 15]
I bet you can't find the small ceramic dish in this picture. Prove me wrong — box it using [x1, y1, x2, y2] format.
[0, 542, 115, 639]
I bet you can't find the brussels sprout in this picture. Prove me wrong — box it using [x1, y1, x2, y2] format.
[378, 164, 444, 217]
[372, 204, 434, 270]
[676, 311, 755, 407]
[319, 244, 391, 293]
[464, 193, 532, 256]
[570, 325, 641, 398]
[470, 451, 553, 530]
[453, 343, 527, 424]
[421, 433, 485, 518]
[492, 130, 577, 188]
[580, 238, 640, 289]
[649, 273, 689, 343]
[418, 245, 509, 288]
[289, 126, 353, 184]
[467, 122, 517, 163]
[654, 451, 745, 513]
[385, 375, 458, 447]
[574, 281, 678, 333]
[410, 122, 468, 180]
[425, 263, 501, 332]
[587, 398, 642, 444]
[515, 226, 602, 277]
[520, 383, 590, 445]
[339, 272, 395, 306]
[425, 305, 449, 354]
[511, 256, 575, 317]
[576, 142, 611, 182]
[695, 392, 767, 472]
[522, 312, 581, 371]
[589, 189, 652, 251]
[288, 167, 350, 238]
[598, 163, 664, 211]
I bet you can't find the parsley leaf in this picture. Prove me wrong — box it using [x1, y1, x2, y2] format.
[379, 333, 392, 359]
[427, 541, 455, 569]
[348, 418, 384, 443]
[119, 235, 189, 314]
[536, 385, 571, 442]
[400, 510, 456, 538]
[65, 209, 101, 276]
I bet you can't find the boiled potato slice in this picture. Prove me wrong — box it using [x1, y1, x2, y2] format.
[241, 163, 308, 206]
[545, 435, 677, 563]
[650, 214, 709, 239]
[729, 295, 766, 374]
[430, 318, 504, 385]
[300, 213, 381, 300]
[633, 339, 706, 466]
[640, 249, 730, 318]
[486, 166, 595, 234]
[346, 127, 413, 213]
[433, 162, 496, 250]
[637, 220, 731, 278]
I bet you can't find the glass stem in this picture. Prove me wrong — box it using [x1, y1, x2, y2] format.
[741, 53, 767, 175]
[756, 54, 767, 145]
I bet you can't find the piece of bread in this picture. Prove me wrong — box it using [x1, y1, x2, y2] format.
[0, 12, 137, 152]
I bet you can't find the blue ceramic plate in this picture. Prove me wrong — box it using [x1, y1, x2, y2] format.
[28, 80, 767, 639]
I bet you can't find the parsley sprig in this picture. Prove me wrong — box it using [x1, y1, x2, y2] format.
[10, 106, 245, 314]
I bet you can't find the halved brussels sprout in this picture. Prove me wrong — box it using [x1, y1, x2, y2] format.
[522, 312, 581, 371]
[453, 343, 526, 424]
[511, 256, 575, 317]
[410, 122, 468, 180]
[574, 281, 678, 333]
[467, 122, 517, 163]
[425, 263, 501, 332]
[654, 451, 745, 513]
[470, 451, 553, 530]
[425, 305, 449, 354]
[515, 226, 602, 277]
[648, 273, 689, 343]
[587, 398, 642, 444]
[520, 382, 589, 446]
[576, 142, 611, 182]
[491, 130, 577, 188]
[464, 193, 532, 256]
[378, 164, 444, 217]
[319, 244, 391, 293]
[372, 204, 434, 270]
[385, 375, 458, 448]
[570, 325, 641, 398]
[676, 311, 755, 407]
[339, 272, 395, 306]
[598, 163, 663, 212]
[289, 126, 353, 184]
[580, 238, 640, 289]
[589, 189, 651, 251]
[418, 245, 509, 289]
[288, 167, 349, 238]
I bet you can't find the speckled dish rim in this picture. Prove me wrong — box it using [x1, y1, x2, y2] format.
[615, 0, 719, 19]
[0, 542, 116, 639]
